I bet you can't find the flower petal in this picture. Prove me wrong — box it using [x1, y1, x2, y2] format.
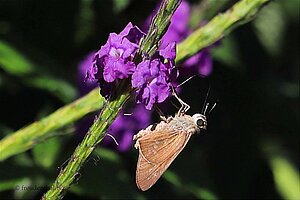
[159, 41, 176, 60]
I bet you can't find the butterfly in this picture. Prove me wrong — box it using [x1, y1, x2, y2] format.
[133, 91, 212, 191]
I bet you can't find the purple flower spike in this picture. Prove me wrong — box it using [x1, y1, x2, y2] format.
[132, 44, 178, 110]
[87, 22, 145, 97]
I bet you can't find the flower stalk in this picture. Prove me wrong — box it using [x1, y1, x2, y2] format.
[138, 0, 181, 58]
[177, 0, 270, 62]
[0, 89, 103, 161]
[42, 88, 132, 200]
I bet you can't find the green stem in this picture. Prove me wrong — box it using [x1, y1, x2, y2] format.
[42, 89, 132, 200]
[177, 0, 270, 63]
[0, 89, 103, 161]
[139, 0, 181, 58]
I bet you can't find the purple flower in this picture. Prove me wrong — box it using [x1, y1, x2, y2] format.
[84, 21, 179, 110]
[77, 52, 152, 152]
[86, 22, 145, 97]
[132, 42, 178, 110]
[159, 41, 176, 60]
[144, 0, 214, 77]
[160, 0, 190, 49]
[103, 104, 151, 151]
[76, 53, 99, 140]
[184, 48, 213, 76]
[77, 52, 98, 95]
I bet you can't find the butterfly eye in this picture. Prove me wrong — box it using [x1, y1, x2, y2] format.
[197, 119, 205, 127]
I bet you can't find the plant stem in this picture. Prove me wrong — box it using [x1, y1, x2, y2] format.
[42, 88, 132, 200]
[177, 0, 270, 63]
[139, 0, 181, 58]
[0, 89, 103, 161]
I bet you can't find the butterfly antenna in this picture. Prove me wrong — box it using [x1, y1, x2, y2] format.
[208, 102, 217, 115]
[203, 103, 210, 115]
[201, 84, 211, 114]
[176, 75, 197, 88]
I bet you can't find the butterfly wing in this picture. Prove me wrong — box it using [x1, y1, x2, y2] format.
[136, 128, 192, 191]
[138, 124, 190, 164]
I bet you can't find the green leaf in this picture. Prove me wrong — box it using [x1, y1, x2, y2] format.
[279, 82, 299, 98]
[253, 1, 285, 56]
[270, 156, 300, 200]
[262, 141, 300, 200]
[163, 170, 182, 187]
[0, 40, 77, 102]
[0, 40, 34, 75]
[25, 76, 77, 103]
[187, 185, 218, 200]
[163, 170, 218, 199]
[74, 0, 95, 44]
[113, 0, 130, 12]
[13, 153, 34, 167]
[0, 178, 28, 192]
[10, 178, 32, 199]
[93, 147, 121, 163]
[212, 35, 242, 68]
[33, 136, 61, 169]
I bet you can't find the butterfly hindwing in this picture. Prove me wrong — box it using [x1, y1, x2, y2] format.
[136, 127, 192, 191]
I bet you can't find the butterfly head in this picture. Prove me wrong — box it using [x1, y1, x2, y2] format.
[192, 113, 207, 130]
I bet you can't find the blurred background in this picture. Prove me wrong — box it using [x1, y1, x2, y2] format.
[0, 0, 299, 199]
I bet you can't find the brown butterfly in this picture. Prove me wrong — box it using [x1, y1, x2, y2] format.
[133, 93, 211, 191]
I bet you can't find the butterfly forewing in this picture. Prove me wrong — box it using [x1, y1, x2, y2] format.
[136, 128, 192, 191]
[138, 130, 183, 163]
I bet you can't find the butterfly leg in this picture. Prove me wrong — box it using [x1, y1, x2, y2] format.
[134, 139, 140, 149]
[159, 114, 174, 123]
[165, 116, 173, 123]
[171, 86, 190, 115]
[154, 105, 168, 122]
